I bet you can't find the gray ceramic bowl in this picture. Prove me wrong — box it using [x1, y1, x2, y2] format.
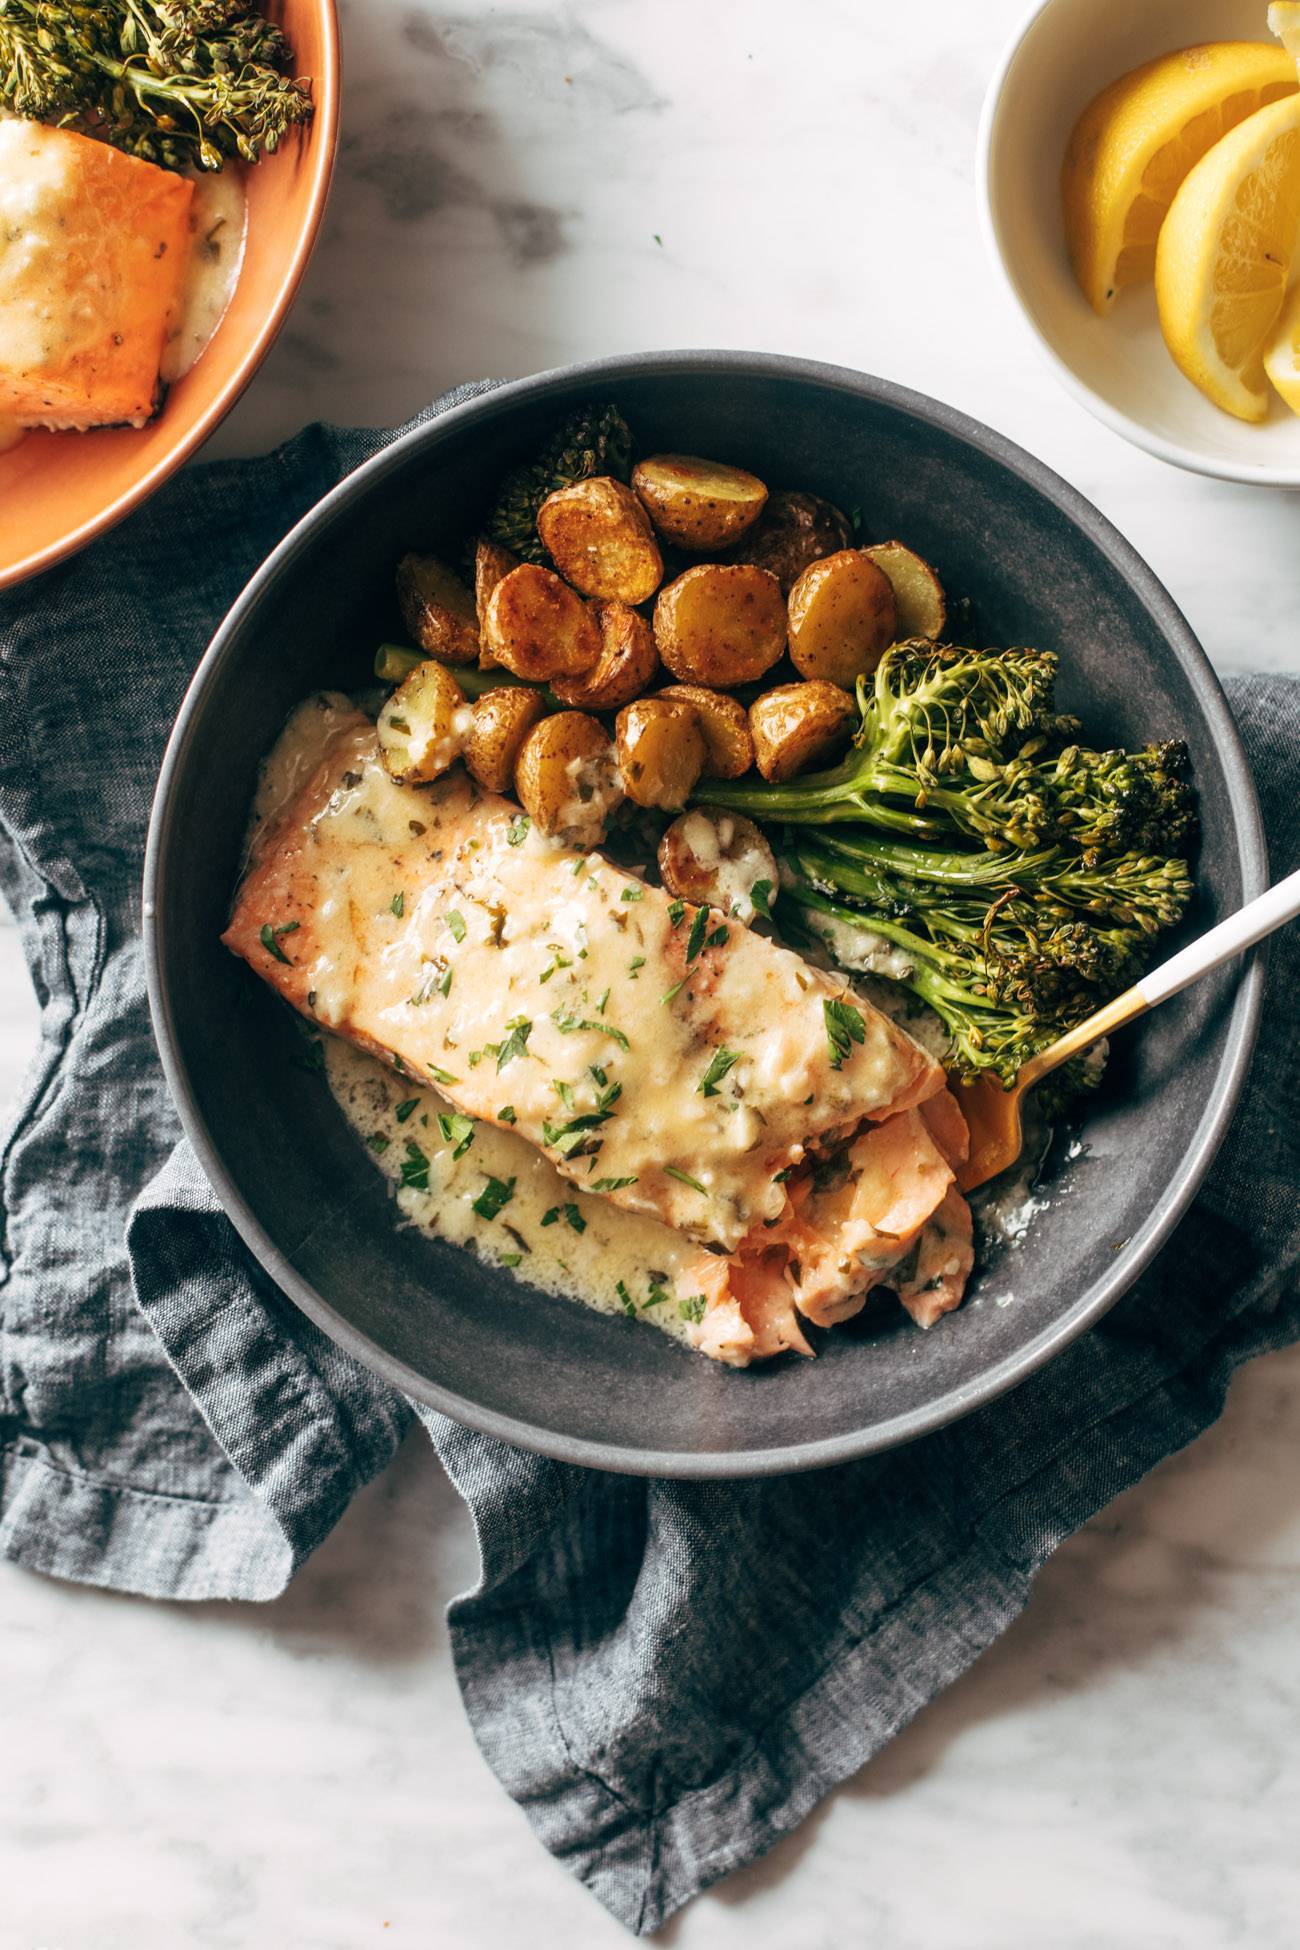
[144, 351, 1265, 1476]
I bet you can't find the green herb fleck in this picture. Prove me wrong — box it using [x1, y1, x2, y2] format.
[621, 885, 644, 902]
[472, 1175, 516, 1220]
[679, 1293, 707, 1324]
[667, 898, 685, 927]
[665, 1166, 707, 1196]
[705, 924, 728, 950]
[400, 1142, 430, 1191]
[629, 956, 646, 975]
[499, 1253, 523, 1268]
[597, 988, 610, 1015]
[824, 996, 867, 1072]
[553, 1079, 576, 1111]
[498, 1105, 517, 1124]
[552, 1011, 629, 1050]
[437, 1112, 475, 1160]
[591, 1174, 638, 1192]
[496, 1016, 533, 1071]
[616, 1279, 636, 1318]
[391, 891, 405, 918]
[749, 878, 774, 919]
[507, 814, 531, 847]
[427, 1063, 460, 1087]
[660, 979, 686, 1007]
[684, 906, 709, 963]
[366, 1133, 390, 1154]
[698, 1048, 740, 1098]
[394, 1098, 419, 1123]
[259, 920, 299, 964]
[446, 910, 467, 943]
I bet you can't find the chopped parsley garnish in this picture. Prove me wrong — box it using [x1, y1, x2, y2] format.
[445, 910, 467, 943]
[684, 905, 709, 964]
[620, 885, 644, 902]
[427, 1063, 460, 1087]
[495, 1016, 532, 1072]
[553, 1079, 576, 1110]
[438, 968, 453, 997]
[437, 1112, 475, 1160]
[542, 1079, 622, 1157]
[589, 1064, 607, 1087]
[596, 988, 610, 1015]
[391, 892, 405, 918]
[365, 1133, 390, 1153]
[399, 1142, 430, 1191]
[665, 1166, 707, 1196]
[472, 1175, 516, 1220]
[660, 979, 686, 1007]
[394, 1098, 419, 1123]
[679, 1293, 707, 1324]
[698, 1048, 740, 1098]
[629, 956, 645, 975]
[824, 996, 867, 1072]
[498, 1104, 517, 1124]
[749, 878, 774, 920]
[498, 1253, 523, 1268]
[590, 1174, 637, 1192]
[507, 813, 530, 846]
[645, 1281, 671, 1311]
[705, 924, 728, 950]
[542, 1202, 586, 1234]
[259, 920, 299, 964]
[539, 952, 572, 984]
[667, 899, 685, 927]
[552, 1011, 629, 1050]
[616, 1279, 637, 1318]
[409, 959, 449, 1005]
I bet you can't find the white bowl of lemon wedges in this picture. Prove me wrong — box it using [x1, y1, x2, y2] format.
[980, 0, 1300, 483]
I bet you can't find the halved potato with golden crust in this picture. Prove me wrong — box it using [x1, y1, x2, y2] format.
[377, 661, 472, 784]
[464, 684, 546, 794]
[615, 697, 708, 810]
[653, 564, 786, 687]
[631, 454, 768, 551]
[396, 553, 480, 665]
[750, 680, 855, 782]
[656, 683, 753, 779]
[658, 809, 778, 924]
[550, 600, 660, 710]
[515, 711, 624, 846]
[727, 489, 853, 591]
[482, 564, 602, 681]
[474, 537, 520, 667]
[863, 540, 947, 640]
[536, 476, 663, 604]
[787, 549, 897, 688]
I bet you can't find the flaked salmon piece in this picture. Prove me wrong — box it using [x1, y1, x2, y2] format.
[895, 1188, 975, 1330]
[921, 1088, 970, 1169]
[224, 712, 946, 1259]
[689, 1249, 814, 1364]
[0, 122, 193, 429]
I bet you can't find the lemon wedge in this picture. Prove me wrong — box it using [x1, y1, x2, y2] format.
[1264, 280, 1300, 412]
[1155, 92, 1300, 420]
[1062, 42, 1296, 314]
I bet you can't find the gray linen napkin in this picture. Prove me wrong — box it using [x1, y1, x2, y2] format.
[2, 393, 1297, 1935]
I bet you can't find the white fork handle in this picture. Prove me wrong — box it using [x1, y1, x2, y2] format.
[1139, 866, 1300, 1007]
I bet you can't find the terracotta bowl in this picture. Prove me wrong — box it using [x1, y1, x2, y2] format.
[0, 0, 338, 592]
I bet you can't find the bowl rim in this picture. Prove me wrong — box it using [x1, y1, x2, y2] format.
[144, 348, 1268, 1477]
[976, 0, 1300, 489]
[0, 0, 341, 593]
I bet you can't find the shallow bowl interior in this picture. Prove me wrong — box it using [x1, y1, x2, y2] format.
[0, 0, 338, 592]
[980, 0, 1300, 484]
[146, 353, 1264, 1476]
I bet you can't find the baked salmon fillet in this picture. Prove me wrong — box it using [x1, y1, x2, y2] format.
[224, 701, 974, 1364]
[0, 121, 193, 429]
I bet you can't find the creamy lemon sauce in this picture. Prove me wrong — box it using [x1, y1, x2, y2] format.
[160, 168, 247, 383]
[322, 1037, 701, 1347]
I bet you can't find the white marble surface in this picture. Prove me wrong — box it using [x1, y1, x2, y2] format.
[2, 0, 1299, 1941]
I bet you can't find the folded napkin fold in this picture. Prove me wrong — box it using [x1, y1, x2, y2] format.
[1, 393, 1297, 1935]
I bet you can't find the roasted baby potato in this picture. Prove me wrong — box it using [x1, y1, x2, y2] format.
[464, 684, 547, 794]
[656, 683, 753, 779]
[536, 475, 663, 604]
[551, 600, 661, 710]
[658, 809, 778, 924]
[515, 711, 624, 846]
[653, 564, 786, 687]
[750, 680, 855, 782]
[396, 553, 480, 665]
[615, 697, 708, 810]
[863, 540, 947, 640]
[482, 564, 602, 681]
[474, 537, 520, 668]
[787, 549, 897, 688]
[727, 489, 854, 592]
[631, 454, 768, 551]
[377, 661, 472, 784]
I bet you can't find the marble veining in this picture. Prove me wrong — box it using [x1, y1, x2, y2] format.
[1, 0, 1298, 1941]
